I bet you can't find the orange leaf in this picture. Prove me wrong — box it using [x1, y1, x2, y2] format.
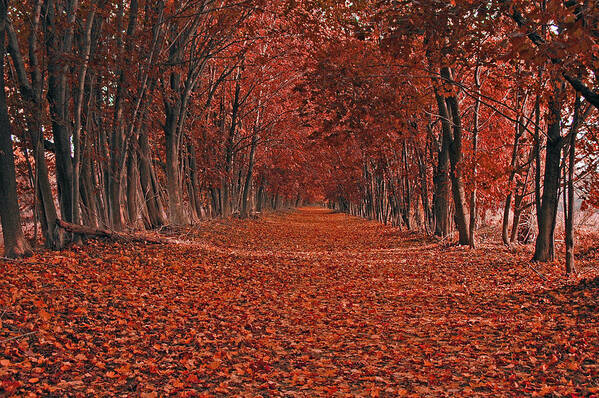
[186, 374, 200, 383]
[207, 361, 221, 370]
[39, 309, 52, 322]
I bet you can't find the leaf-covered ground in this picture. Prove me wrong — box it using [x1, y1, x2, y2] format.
[1, 208, 598, 397]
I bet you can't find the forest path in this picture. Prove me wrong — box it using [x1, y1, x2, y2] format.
[1, 207, 598, 396]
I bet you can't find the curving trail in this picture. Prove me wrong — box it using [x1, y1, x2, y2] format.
[1, 207, 598, 396]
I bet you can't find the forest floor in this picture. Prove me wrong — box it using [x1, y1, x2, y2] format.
[1, 207, 599, 397]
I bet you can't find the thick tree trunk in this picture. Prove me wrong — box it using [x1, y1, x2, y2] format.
[534, 91, 562, 262]
[0, 137, 31, 257]
[0, 6, 31, 258]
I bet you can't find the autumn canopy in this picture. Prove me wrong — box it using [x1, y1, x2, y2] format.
[0, 0, 597, 264]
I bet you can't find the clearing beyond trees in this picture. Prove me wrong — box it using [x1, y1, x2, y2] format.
[1, 208, 598, 396]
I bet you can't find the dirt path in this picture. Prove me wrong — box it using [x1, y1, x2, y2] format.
[1, 208, 598, 396]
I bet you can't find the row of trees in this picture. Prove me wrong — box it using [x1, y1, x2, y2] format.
[1, 0, 599, 275]
[308, 0, 599, 273]
[0, 0, 312, 257]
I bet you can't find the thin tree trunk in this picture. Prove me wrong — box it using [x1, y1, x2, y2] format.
[72, 5, 96, 225]
[440, 67, 470, 245]
[6, 1, 65, 248]
[80, 145, 98, 228]
[256, 180, 264, 213]
[565, 128, 575, 274]
[564, 94, 586, 273]
[431, 101, 451, 238]
[469, 66, 481, 248]
[44, 0, 78, 223]
[502, 116, 523, 245]
[534, 92, 542, 228]
[138, 132, 166, 228]
[241, 134, 258, 218]
[126, 147, 140, 228]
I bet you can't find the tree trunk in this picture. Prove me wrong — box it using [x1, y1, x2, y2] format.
[440, 67, 470, 245]
[469, 66, 481, 248]
[80, 147, 98, 228]
[565, 130, 575, 274]
[564, 94, 586, 273]
[126, 147, 140, 228]
[164, 105, 187, 224]
[210, 187, 220, 217]
[6, 2, 66, 249]
[256, 181, 264, 213]
[71, 7, 96, 226]
[44, 0, 77, 223]
[241, 134, 258, 218]
[187, 142, 202, 221]
[415, 144, 433, 234]
[534, 87, 563, 262]
[502, 117, 523, 245]
[533, 92, 542, 228]
[138, 132, 166, 228]
[432, 92, 453, 239]
[0, 5, 32, 258]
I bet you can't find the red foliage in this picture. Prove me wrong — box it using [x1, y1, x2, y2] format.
[1, 209, 598, 395]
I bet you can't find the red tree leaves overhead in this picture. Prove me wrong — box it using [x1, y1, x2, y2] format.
[0, 0, 596, 260]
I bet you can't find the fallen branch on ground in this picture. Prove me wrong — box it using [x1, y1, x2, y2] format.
[56, 220, 171, 245]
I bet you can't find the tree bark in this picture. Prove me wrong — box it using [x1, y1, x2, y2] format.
[432, 91, 453, 239]
[502, 111, 524, 245]
[5, 2, 65, 249]
[138, 132, 166, 228]
[533, 85, 563, 262]
[0, 2, 32, 258]
[440, 67, 470, 245]
[44, 0, 77, 223]
[241, 133, 258, 219]
[565, 129, 575, 274]
[563, 94, 587, 273]
[469, 66, 481, 248]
